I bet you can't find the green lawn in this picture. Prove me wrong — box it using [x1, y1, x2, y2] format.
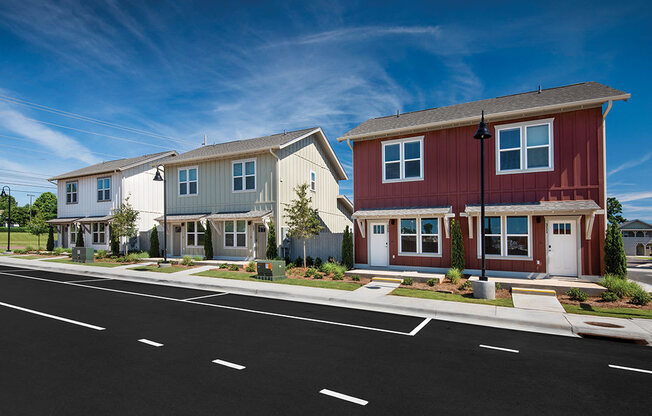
[10, 255, 56, 260]
[44, 258, 124, 268]
[130, 265, 189, 273]
[391, 287, 515, 307]
[0, 232, 57, 249]
[193, 269, 363, 291]
[563, 304, 652, 319]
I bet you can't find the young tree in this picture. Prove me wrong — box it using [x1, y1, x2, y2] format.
[607, 197, 627, 225]
[204, 222, 213, 259]
[27, 213, 49, 249]
[604, 223, 627, 277]
[341, 225, 353, 269]
[46, 226, 55, 251]
[149, 225, 160, 258]
[111, 196, 140, 255]
[283, 183, 323, 267]
[76, 226, 85, 247]
[450, 219, 465, 271]
[266, 220, 277, 259]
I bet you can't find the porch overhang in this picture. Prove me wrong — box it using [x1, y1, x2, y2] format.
[352, 206, 455, 238]
[207, 210, 272, 231]
[77, 215, 114, 223]
[154, 213, 210, 225]
[46, 217, 82, 225]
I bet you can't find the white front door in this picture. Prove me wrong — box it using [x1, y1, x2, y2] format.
[368, 221, 389, 267]
[548, 220, 578, 276]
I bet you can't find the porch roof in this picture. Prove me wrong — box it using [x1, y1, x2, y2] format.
[352, 206, 453, 219]
[154, 213, 210, 223]
[207, 210, 272, 220]
[77, 215, 114, 223]
[46, 217, 83, 224]
[464, 200, 601, 216]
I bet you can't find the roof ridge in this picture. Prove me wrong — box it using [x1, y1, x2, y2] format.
[205, 126, 318, 148]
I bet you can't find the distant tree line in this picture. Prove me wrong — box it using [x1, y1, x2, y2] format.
[0, 192, 57, 226]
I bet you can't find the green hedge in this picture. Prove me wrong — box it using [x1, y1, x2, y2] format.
[0, 227, 28, 232]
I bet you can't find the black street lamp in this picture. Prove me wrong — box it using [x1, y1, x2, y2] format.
[1, 186, 11, 252]
[153, 166, 168, 264]
[474, 111, 492, 282]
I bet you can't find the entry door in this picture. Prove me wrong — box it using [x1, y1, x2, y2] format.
[256, 225, 267, 259]
[368, 222, 389, 267]
[548, 220, 578, 276]
[173, 225, 182, 256]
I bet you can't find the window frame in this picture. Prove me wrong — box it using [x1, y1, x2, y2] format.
[495, 118, 554, 175]
[310, 170, 316, 192]
[69, 224, 77, 245]
[178, 166, 199, 197]
[186, 220, 205, 247]
[232, 158, 257, 193]
[92, 223, 106, 244]
[381, 136, 424, 183]
[397, 217, 441, 257]
[224, 220, 248, 249]
[476, 215, 532, 259]
[97, 176, 111, 202]
[66, 181, 78, 204]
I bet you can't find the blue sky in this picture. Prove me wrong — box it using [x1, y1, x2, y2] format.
[0, 0, 650, 221]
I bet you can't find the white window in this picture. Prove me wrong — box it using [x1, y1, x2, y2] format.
[553, 223, 572, 235]
[97, 177, 111, 201]
[232, 159, 256, 192]
[186, 221, 205, 247]
[479, 216, 530, 258]
[179, 167, 198, 196]
[224, 220, 247, 248]
[66, 181, 78, 204]
[399, 218, 439, 255]
[496, 119, 553, 174]
[310, 170, 316, 191]
[92, 223, 106, 244]
[70, 224, 77, 244]
[382, 136, 424, 182]
[372, 224, 385, 234]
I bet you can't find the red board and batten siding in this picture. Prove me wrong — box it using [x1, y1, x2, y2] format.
[353, 107, 606, 276]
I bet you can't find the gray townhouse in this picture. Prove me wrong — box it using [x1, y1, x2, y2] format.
[156, 127, 353, 261]
[619, 219, 652, 256]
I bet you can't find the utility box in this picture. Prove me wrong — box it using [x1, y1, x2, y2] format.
[72, 247, 95, 263]
[255, 260, 286, 281]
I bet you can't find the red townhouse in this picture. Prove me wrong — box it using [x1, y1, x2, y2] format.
[337, 82, 629, 279]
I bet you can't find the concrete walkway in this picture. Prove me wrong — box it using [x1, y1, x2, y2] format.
[0, 256, 650, 345]
[512, 291, 565, 313]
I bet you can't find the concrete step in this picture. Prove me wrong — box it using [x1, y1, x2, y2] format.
[512, 287, 557, 296]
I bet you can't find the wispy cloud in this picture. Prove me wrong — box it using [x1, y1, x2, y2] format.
[608, 151, 652, 176]
[613, 191, 652, 203]
[623, 204, 652, 212]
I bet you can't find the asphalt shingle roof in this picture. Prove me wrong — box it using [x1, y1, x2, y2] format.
[352, 206, 453, 218]
[464, 200, 601, 214]
[338, 82, 629, 141]
[49, 151, 176, 181]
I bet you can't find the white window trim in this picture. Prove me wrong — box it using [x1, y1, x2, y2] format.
[97, 176, 111, 202]
[397, 217, 441, 257]
[382, 136, 424, 183]
[186, 220, 204, 247]
[178, 166, 199, 197]
[476, 215, 532, 260]
[495, 118, 554, 175]
[69, 224, 77, 244]
[232, 158, 257, 193]
[92, 223, 106, 244]
[66, 181, 78, 205]
[223, 220, 248, 249]
[310, 170, 316, 192]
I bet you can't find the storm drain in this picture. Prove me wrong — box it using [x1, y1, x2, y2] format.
[585, 321, 624, 329]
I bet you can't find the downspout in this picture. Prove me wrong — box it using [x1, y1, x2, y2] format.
[602, 100, 613, 227]
[269, 148, 281, 256]
[346, 138, 354, 265]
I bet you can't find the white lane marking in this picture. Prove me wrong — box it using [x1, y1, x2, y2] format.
[479, 344, 519, 354]
[0, 301, 105, 330]
[138, 339, 163, 347]
[183, 292, 228, 301]
[409, 317, 431, 336]
[319, 389, 368, 406]
[69, 278, 114, 283]
[636, 263, 652, 268]
[0, 271, 414, 336]
[609, 364, 652, 374]
[212, 359, 245, 370]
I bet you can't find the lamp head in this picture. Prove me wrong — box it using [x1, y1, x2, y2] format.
[153, 168, 163, 182]
[474, 110, 492, 140]
[0, 189, 6, 198]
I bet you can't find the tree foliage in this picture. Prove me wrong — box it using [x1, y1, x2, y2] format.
[76, 226, 84, 247]
[204, 222, 213, 259]
[27, 212, 49, 249]
[607, 197, 626, 225]
[46, 226, 55, 251]
[110, 228, 120, 254]
[450, 219, 465, 271]
[283, 183, 323, 267]
[149, 225, 160, 258]
[604, 223, 627, 277]
[111, 196, 140, 255]
[266, 219, 277, 259]
[341, 225, 353, 269]
[33, 192, 57, 220]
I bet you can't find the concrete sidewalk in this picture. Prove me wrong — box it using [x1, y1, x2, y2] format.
[1, 256, 650, 345]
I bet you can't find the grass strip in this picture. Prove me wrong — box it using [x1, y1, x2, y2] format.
[193, 269, 362, 291]
[44, 258, 124, 268]
[391, 287, 514, 307]
[563, 304, 651, 319]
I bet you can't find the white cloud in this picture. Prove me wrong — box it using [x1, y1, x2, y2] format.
[613, 191, 652, 203]
[623, 204, 652, 212]
[608, 151, 652, 176]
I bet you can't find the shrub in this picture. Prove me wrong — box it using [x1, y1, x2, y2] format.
[314, 257, 323, 268]
[313, 272, 324, 279]
[566, 287, 588, 301]
[286, 262, 295, 270]
[304, 267, 318, 278]
[446, 268, 462, 284]
[218, 263, 229, 269]
[604, 223, 627, 277]
[110, 229, 119, 254]
[53, 247, 64, 255]
[149, 226, 160, 258]
[601, 291, 620, 302]
[96, 249, 107, 259]
[13, 249, 28, 254]
[427, 278, 437, 287]
[332, 270, 344, 280]
[46, 226, 55, 251]
[600, 276, 639, 298]
[350, 275, 361, 281]
[76, 227, 84, 248]
[402, 277, 414, 286]
[495, 282, 502, 291]
[25, 245, 34, 252]
[228, 264, 240, 271]
[295, 256, 303, 267]
[204, 223, 213, 260]
[458, 280, 472, 290]
[450, 219, 465, 271]
[630, 289, 651, 306]
[341, 225, 354, 269]
[306, 256, 314, 267]
[246, 261, 257, 272]
[62, 248, 73, 253]
[182, 255, 194, 266]
[266, 220, 277, 259]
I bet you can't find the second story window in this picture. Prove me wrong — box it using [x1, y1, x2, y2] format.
[496, 119, 553, 174]
[232, 159, 256, 192]
[382, 136, 423, 183]
[97, 177, 111, 201]
[310, 171, 316, 191]
[179, 167, 198, 196]
[66, 181, 78, 204]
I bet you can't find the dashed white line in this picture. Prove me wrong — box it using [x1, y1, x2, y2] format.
[319, 389, 368, 406]
[69, 278, 114, 283]
[183, 292, 229, 301]
[0, 301, 105, 330]
[479, 344, 519, 354]
[138, 339, 163, 347]
[212, 359, 245, 370]
[408, 317, 431, 336]
[609, 364, 652, 374]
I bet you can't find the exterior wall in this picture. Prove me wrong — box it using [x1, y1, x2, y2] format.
[622, 236, 652, 256]
[122, 164, 165, 251]
[353, 107, 606, 276]
[57, 172, 121, 218]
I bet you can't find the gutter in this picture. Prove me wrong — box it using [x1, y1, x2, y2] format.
[269, 148, 281, 254]
[602, 99, 614, 235]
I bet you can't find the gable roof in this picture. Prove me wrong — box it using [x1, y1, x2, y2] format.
[337, 82, 629, 142]
[619, 219, 652, 230]
[49, 151, 177, 181]
[162, 127, 347, 180]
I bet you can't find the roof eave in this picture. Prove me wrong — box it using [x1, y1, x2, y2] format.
[278, 127, 348, 180]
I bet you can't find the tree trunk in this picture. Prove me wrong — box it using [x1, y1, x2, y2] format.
[303, 240, 306, 268]
[125, 238, 129, 256]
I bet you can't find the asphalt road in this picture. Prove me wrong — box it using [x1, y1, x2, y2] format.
[0, 265, 651, 415]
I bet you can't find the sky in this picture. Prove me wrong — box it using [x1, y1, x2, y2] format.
[0, 0, 650, 221]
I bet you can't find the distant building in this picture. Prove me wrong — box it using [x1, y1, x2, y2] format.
[619, 220, 652, 256]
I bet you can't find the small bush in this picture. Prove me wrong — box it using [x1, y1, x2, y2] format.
[402, 277, 414, 286]
[321, 261, 345, 276]
[630, 289, 651, 306]
[63, 248, 73, 253]
[495, 282, 502, 291]
[53, 247, 64, 255]
[182, 255, 194, 266]
[13, 249, 28, 254]
[601, 291, 620, 302]
[25, 245, 34, 252]
[96, 249, 107, 259]
[446, 268, 462, 284]
[600, 276, 639, 298]
[313, 272, 324, 279]
[427, 278, 437, 287]
[458, 280, 472, 290]
[350, 275, 360, 281]
[228, 264, 240, 271]
[219, 263, 229, 269]
[566, 287, 588, 301]
[304, 267, 318, 278]
[286, 262, 295, 270]
[306, 256, 314, 267]
[332, 270, 344, 280]
[284, 255, 291, 265]
[314, 257, 323, 268]
[193, 255, 203, 261]
[246, 261, 257, 272]
[295, 256, 303, 267]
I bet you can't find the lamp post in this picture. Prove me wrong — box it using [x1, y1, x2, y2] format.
[1, 186, 12, 252]
[153, 166, 168, 266]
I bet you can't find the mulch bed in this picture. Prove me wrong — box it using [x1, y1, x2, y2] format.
[286, 267, 372, 284]
[557, 294, 652, 310]
[400, 277, 512, 299]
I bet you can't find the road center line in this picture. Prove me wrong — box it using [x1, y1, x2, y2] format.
[70, 278, 114, 283]
[319, 389, 368, 406]
[409, 317, 431, 336]
[138, 338, 163, 347]
[212, 359, 245, 370]
[0, 300, 105, 330]
[609, 364, 652, 374]
[479, 344, 519, 353]
[183, 292, 228, 301]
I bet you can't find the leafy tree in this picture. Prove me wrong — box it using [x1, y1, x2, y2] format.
[607, 197, 626, 225]
[450, 218, 465, 271]
[27, 213, 49, 249]
[76, 226, 85, 247]
[111, 196, 140, 255]
[10, 205, 30, 227]
[341, 225, 353, 269]
[46, 226, 55, 251]
[33, 192, 57, 220]
[204, 222, 213, 259]
[283, 183, 323, 268]
[149, 225, 160, 258]
[604, 223, 627, 277]
[266, 219, 277, 259]
[110, 228, 120, 254]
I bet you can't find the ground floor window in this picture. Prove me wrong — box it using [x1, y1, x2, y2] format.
[70, 224, 77, 245]
[92, 223, 106, 244]
[480, 216, 530, 258]
[186, 221, 205, 247]
[225, 220, 247, 248]
[399, 218, 440, 255]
